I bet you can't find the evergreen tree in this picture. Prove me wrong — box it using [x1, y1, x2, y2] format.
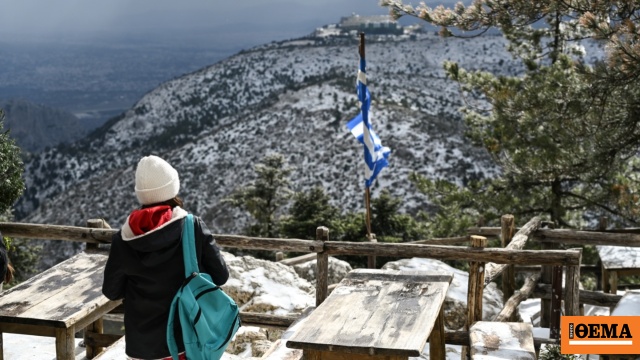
[224, 153, 293, 237]
[370, 190, 427, 243]
[0, 109, 25, 214]
[382, 0, 640, 228]
[280, 186, 340, 240]
[1, 210, 41, 285]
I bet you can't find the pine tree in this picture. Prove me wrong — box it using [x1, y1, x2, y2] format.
[224, 153, 293, 237]
[0, 109, 25, 214]
[280, 187, 340, 240]
[382, 0, 640, 227]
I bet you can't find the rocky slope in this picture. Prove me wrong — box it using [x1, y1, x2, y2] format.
[15, 30, 528, 267]
[1, 99, 86, 153]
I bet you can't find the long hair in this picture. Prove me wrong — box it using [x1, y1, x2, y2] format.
[141, 196, 184, 209]
[4, 262, 13, 284]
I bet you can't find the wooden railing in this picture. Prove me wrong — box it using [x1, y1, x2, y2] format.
[0, 218, 583, 338]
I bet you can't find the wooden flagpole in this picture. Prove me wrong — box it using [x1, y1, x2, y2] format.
[360, 32, 376, 269]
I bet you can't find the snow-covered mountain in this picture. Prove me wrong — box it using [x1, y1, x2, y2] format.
[16, 30, 520, 242]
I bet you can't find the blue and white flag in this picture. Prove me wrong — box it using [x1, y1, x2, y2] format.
[347, 57, 391, 188]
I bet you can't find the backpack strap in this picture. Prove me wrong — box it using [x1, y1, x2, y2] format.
[181, 214, 199, 277]
[166, 214, 198, 360]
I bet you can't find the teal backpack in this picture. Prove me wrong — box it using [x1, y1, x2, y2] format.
[167, 214, 241, 360]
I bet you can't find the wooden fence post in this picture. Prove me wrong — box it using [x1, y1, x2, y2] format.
[86, 219, 110, 252]
[367, 233, 377, 269]
[564, 248, 582, 317]
[549, 265, 563, 339]
[275, 252, 284, 262]
[315, 226, 329, 307]
[462, 235, 487, 360]
[85, 219, 110, 358]
[540, 223, 556, 328]
[500, 215, 515, 320]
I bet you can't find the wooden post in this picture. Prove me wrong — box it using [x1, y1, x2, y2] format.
[85, 219, 110, 357]
[500, 215, 515, 320]
[367, 233, 377, 269]
[540, 223, 556, 328]
[86, 219, 110, 251]
[549, 266, 563, 339]
[462, 235, 487, 360]
[564, 248, 582, 317]
[55, 327, 76, 360]
[430, 306, 446, 360]
[275, 251, 284, 262]
[315, 226, 329, 307]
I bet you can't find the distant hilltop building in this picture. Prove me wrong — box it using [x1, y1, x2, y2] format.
[339, 14, 404, 35]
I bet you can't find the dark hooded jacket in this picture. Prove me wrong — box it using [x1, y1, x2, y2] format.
[102, 207, 229, 359]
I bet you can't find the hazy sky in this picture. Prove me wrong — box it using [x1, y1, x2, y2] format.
[0, 0, 408, 46]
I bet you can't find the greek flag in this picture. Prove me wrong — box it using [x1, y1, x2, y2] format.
[347, 57, 391, 188]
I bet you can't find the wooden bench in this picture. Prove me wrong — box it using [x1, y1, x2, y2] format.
[469, 321, 536, 360]
[596, 246, 640, 294]
[0, 251, 122, 360]
[286, 269, 452, 360]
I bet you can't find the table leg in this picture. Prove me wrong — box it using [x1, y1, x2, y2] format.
[610, 271, 618, 295]
[429, 307, 446, 360]
[602, 266, 610, 294]
[55, 327, 76, 360]
[85, 317, 104, 359]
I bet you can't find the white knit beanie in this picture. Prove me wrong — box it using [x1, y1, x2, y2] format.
[134, 155, 180, 205]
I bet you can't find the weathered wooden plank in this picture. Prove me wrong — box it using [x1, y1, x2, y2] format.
[597, 245, 640, 270]
[316, 227, 329, 307]
[468, 226, 640, 247]
[18, 266, 115, 328]
[239, 312, 298, 329]
[0, 252, 107, 322]
[324, 242, 579, 266]
[536, 229, 640, 246]
[0, 322, 56, 337]
[532, 284, 622, 307]
[409, 236, 470, 245]
[287, 269, 452, 357]
[0, 252, 119, 329]
[215, 236, 324, 252]
[278, 253, 316, 266]
[0, 222, 114, 243]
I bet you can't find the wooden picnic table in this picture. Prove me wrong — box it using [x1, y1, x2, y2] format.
[286, 269, 452, 360]
[0, 251, 121, 360]
[596, 245, 640, 294]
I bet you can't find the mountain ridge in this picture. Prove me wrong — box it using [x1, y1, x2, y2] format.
[1, 99, 87, 153]
[15, 30, 526, 268]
